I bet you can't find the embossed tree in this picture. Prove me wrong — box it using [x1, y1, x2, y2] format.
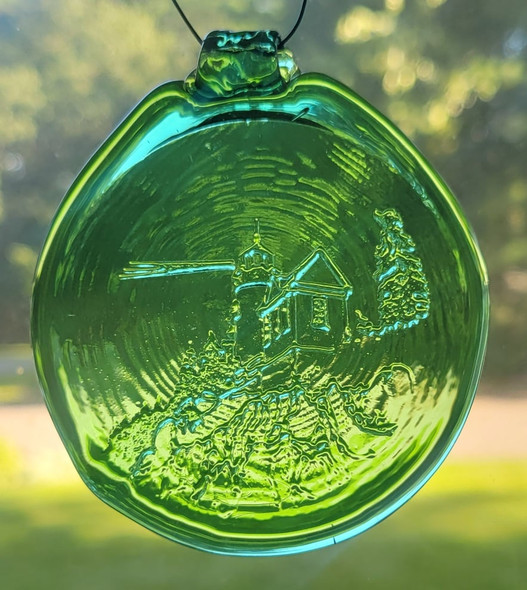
[366, 209, 430, 335]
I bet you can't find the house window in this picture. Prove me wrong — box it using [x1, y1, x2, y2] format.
[274, 303, 290, 339]
[280, 304, 291, 335]
[312, 296, 330, 331]
[262, 315, 272, 349]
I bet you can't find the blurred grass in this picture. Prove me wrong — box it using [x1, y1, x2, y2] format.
[1, 348, 525, 587]
[0, 461, 525, 590]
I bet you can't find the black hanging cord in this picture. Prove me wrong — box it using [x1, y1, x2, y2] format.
[170, 0, 308, 47]
[171, 0, 203, 45]
[280, 0, 308, 47]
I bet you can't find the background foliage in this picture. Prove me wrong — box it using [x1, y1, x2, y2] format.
[1, 0, 526, 377]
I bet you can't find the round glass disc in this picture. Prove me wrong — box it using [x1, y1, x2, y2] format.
[32, 64, 488, 554]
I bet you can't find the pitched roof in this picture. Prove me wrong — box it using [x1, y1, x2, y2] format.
[259, 249, 352, 317]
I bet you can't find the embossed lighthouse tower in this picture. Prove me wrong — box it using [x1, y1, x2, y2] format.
[232, 221, 278, 361]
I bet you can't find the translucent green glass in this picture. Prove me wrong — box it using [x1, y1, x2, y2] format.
[31, 31, 489, 555]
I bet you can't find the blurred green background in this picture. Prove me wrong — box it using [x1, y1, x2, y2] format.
[0, 0, 526, 588]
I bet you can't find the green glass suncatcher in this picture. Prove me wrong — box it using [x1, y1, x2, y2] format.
[32, 29, 488, 555]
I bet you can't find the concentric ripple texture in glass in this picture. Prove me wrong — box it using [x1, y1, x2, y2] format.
[32, 31, 489, 555]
